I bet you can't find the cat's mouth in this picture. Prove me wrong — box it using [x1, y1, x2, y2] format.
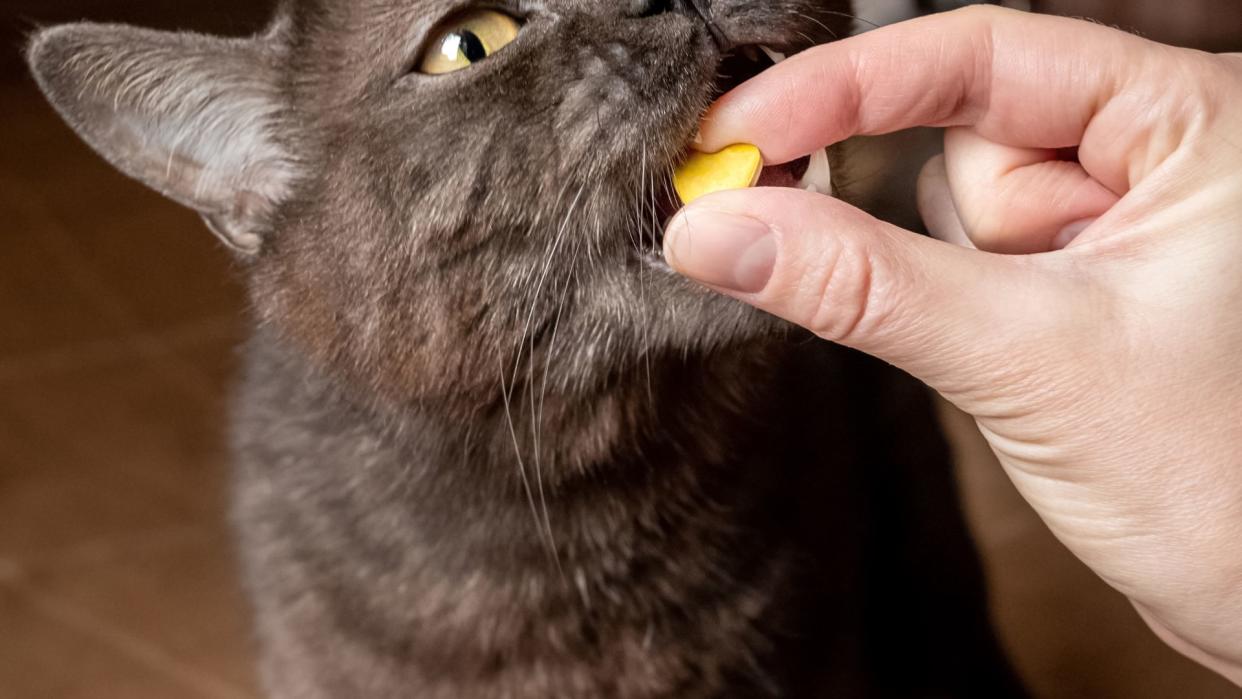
[650, 45, 833, 258]
[710, 45, 834, 194]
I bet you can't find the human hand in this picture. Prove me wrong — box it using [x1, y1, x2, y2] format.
[663, 6, 1242, 683]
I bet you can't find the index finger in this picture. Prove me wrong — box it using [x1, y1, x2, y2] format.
[699, 6, 1167, 189]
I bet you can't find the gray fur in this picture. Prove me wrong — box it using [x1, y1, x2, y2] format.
[27, 2, 1025, 697]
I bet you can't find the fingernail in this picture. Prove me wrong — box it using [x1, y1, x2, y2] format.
[1053, 217, 1097, 249]
[663, 208, 776, 293]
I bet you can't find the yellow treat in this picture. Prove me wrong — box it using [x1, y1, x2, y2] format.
[673, 144, 763, 206]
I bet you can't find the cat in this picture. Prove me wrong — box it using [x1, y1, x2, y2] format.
[27, 1, 1026, 696]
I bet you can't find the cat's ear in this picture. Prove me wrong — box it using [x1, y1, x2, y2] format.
[26, 21, 296, 254]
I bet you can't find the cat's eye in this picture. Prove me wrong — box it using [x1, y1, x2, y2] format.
[418, 9, 521, 75]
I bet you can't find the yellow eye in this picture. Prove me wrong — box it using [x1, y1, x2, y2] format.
[418, 9, 521, 75]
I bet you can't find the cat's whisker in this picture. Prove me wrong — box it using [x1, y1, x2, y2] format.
[513, 180, 586, 569]
[498, 357, 548, 563]
[806, 6, 879, 32]
[639, 140, 658, 406]
[528, 311, 563, 577]
[508, 177, 576, 392]
[793, 9, 841, 40]
[498, 177, 580, 569]
[530, 231, 586, 579]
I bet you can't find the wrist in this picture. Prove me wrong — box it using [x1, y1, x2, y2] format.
[1135, 602, 1242, 687]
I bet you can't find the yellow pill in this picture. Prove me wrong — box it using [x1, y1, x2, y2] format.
[673, 144, 763, 206]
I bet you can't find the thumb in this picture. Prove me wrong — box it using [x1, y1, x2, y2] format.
[663, 187, 1078, 398]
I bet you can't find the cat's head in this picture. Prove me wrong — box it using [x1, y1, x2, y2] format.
[28, 1, 851, 415]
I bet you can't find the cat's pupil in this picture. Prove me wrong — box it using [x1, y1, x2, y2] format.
[454, 30, 487, 62]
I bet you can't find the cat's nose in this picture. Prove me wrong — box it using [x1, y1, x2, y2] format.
[625, 0, 728, 51]
[624, 0, 676, 17]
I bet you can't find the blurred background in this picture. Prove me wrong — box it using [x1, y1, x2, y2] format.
[0, 1, 1239, 697]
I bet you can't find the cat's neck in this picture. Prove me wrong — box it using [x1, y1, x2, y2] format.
[233, 327, 797, 566]
[236, 328, 801, 593]
[242, 326, 783, 481]
[231, 327, 855, 695]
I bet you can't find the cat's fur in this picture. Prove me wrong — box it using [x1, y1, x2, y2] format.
[28, 1, 1024, 696]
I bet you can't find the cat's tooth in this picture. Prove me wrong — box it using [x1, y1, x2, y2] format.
[759, 46, 787, 64]
[798, 148, 833, 195]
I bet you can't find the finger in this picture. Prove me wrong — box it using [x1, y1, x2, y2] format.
[943, 127, 1120, 253]
[662, 187, 1078, 396]
[697, 5, 1197, 195]
[916, 154, 975, 249]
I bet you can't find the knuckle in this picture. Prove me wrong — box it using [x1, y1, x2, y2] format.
[961, 171, 1038, 251]
[801, 234, 894, 344]
[951, 3, 1008, 26]
[957, 196, 1004, 248]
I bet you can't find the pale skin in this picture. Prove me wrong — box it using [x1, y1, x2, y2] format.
[663, 5, 1242, 685]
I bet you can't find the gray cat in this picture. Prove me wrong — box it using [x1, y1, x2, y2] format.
[27, 1, 1025, 696]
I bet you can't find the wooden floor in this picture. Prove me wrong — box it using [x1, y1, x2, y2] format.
[0, 1, 1238, 697]
[0, 76, 258, 699]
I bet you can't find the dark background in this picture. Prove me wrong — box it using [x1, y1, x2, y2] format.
[0, 1, 1238, 697]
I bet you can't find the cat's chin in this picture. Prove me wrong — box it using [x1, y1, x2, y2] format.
[618, 249, 790, 355]
[639, 248, 674, 273]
